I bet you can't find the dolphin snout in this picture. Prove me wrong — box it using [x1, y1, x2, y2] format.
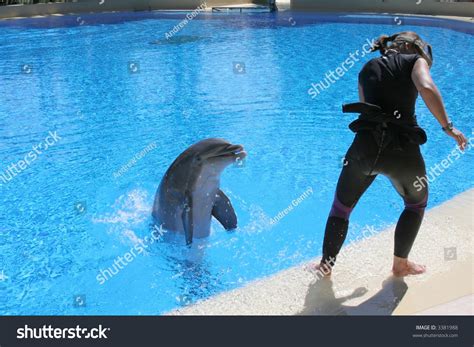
[229, 144, 247, 159]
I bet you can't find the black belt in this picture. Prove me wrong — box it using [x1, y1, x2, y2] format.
[342, 102, 427, 149]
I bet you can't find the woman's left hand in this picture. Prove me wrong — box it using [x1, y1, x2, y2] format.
[446, 127, 468, 151]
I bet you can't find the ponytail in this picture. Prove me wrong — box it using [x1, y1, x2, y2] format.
[371, 34, 399, 55]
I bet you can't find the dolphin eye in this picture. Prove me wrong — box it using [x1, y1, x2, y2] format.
[196, 155, 202, 162]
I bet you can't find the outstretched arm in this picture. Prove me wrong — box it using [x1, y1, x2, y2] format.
[411, 58, 467, 150]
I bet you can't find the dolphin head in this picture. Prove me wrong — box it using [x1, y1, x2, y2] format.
[163, 138, 246, 191]
[190, 138, 247, 173]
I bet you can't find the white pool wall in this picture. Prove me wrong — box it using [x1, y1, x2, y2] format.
[1, 0, 473, 19]
[0, 0, 268, 19]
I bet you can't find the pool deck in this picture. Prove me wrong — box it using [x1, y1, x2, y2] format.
[381, 13, 473, 23]
[168, 189, 473, 315]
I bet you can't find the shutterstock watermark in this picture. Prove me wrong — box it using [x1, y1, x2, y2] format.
[311, 224, 379, 279]
[17, 325, 110, 340]
[413, 135, 474, 191]
[165, 2, 207, 40]
[113, 142, 157, 178]
[308, 37, 377, 99]
[0, 130, 61, 185]
[270, 187, 313, 225]
[96, 225, 167, 284]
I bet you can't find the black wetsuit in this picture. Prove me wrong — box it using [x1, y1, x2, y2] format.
[321, 52, 428, 265]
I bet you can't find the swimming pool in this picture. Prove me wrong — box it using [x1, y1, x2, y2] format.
[0, 11, 472, 315]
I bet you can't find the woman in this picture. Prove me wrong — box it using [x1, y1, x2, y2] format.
[315, 31, 467, 277]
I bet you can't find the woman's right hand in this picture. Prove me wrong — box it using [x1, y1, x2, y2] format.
[446, 127, 468, 151]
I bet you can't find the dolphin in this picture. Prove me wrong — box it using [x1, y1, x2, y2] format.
[152, 138, 247, 245]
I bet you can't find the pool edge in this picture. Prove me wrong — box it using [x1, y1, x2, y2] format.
[167, 188, 473, 315]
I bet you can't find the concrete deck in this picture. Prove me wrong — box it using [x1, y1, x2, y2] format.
[169, 189, 473, 315]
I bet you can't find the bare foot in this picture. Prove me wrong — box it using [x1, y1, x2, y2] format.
[306, 262, 332, 277]
[392, 256, 426, 277]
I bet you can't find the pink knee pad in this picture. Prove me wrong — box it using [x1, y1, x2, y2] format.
[329, 194, 353, 220]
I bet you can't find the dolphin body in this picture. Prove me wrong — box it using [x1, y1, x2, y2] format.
[152, 138, 246, 245]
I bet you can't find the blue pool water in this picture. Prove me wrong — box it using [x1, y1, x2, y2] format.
[0, 11, 472, 315]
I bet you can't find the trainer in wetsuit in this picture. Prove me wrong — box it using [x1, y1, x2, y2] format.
[314, 31, 467, 277]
